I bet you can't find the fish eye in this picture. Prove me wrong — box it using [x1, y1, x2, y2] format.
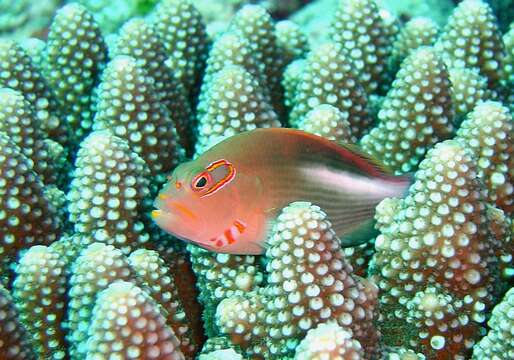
[193, 175, 208, 190]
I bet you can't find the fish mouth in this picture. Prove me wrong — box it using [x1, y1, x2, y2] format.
[153, 194, 198, 222]
[151, 195, 203, 241]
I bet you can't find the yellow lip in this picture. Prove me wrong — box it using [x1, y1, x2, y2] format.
[158, 194, 169, 200]
[169, 201, 198, 221]
[151, 210, 162, 218]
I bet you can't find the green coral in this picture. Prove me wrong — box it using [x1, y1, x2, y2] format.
[86, 281, 185, 359]
[0, 40, 69, 146]
[455, 101, 513, 214]
[66, 130, 152, 255]
[112, 18, 195, 152]
[0, 282, 36, 359]
[195, 65, 280, 155]
[93, 56, 185, 181]
[44, 3, 108, 141]
[0, 133, 63, 276]
[150, 0, 209, 99]
[188, 244, 264, 337]
[289, 42, 372, 138]
[217, 202, 379, 359]
[12, 245, 67, 359]
[360, 47, 454, 174]
[128, 248, 197, 357]
[297, 104, 354, 142]
[389, 17, 439, 74]
[0, 88, 65, 186]
[472, 286, 514, 359]
[434, 0, 505, 89]
[330, 0, 396, 94]
[370, 140, 499, 358]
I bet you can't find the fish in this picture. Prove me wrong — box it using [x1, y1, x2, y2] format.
[152, 128, 411, 255]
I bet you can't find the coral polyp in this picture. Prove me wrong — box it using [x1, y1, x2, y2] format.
[0, 0, 513, 359]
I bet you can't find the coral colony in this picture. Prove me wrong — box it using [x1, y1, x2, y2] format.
[0, 0, 513, 359]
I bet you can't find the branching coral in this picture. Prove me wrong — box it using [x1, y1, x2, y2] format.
[329, 0, 396, 94]
[128, 248, 197, 357]
[216, 202, 379, 359]
[502, 24, 514, 110]
[93, 56, 185, 182]
[454, 101, 514, 215]
[44, 3, 108, 141]
[472, 286, 514, 359]
[228, 5, 285, 111]
[434, 0, 505, 89]
[195, 65, 280, 154]
[0, 133, 63, 279]
[289, 42, 372, 138]
[360, 47, 454, 174]
[294, 322, 365, 359]
[448, 67, 491, 124]
[389, 17, 439, 75]
[0, 40, 69, 146]
[188, 245, 264, 337]
[112, 18, 195, 152]
[67, 242, 193, 359]
[12, 245, 67, 359]
[150, 0, 209, 99]
[370, 140, 499, 358]
[274, 20, 309, 66]
[296, 104, 354, 143]
[196, 31, 265, 120]
[86, 281, 185, 360]
[66, 130, 153, 254]
[0, 283, 35, 359]
[0, 88, 65, 186]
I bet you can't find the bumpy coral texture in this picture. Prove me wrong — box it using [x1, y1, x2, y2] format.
[472, 286, 514, 359]
[389, 17, 439, 73]
[0, 133, 63, 273]
[330, 0, 395, 94]
[294, 322, 365, 359]
[44, 3, 108, 140]
[128, 249, 196, 357]
[12, 245, 67, 359]
[195, 65, 280, 155]
[289, 42, 372, 139]
[67, 131, 153, 254]
[371, 140, 499, 358]
[112, 18, 195, 152]
[188, 245, 264, 337]
[434, 0, 505, 89]
[196, 31, 265, 120]
[150, 0, 209, 98]
[297, 104, 354, 143]
[0, 88, 65, 186]
[455, 101, 514, 215]
[0, 40, 69, 145]
[0, 283, 35, 359]
[228, 5, 285, 113]
[448, 67, 490, 123]
[360, 47, 454, 174]
[86, 281, 185, 360]
[93, 56, 185, 182]
[217, 202, 379, 359]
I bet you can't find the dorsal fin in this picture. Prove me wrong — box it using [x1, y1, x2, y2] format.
[335, 141, 397, 179]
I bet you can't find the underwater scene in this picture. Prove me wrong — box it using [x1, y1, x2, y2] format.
[0, 0, 513, 359]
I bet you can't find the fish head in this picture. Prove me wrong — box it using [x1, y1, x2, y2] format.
[152, 157, 264, 253]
